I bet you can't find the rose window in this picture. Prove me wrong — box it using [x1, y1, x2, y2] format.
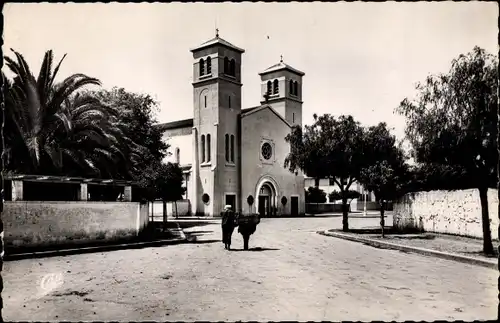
[261, 142, 272, 160]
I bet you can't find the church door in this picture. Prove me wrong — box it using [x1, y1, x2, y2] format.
[258, 184, 273, 217]
[291, 196, 299, 216]
[258, 196, 269, 216]
[225, 194, 236, 212]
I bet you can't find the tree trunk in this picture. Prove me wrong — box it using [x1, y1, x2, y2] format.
[498, 86, 500, 255]
[175, 200, 178, 219]
[497, 83, 500, 323]
[243, 235, 249, 250]
[151, 201, 154, 222]
[1, 83, 4, 321]
[342, 196, 349, 232]
[162, 199, 167, 232]
[478, 187, 494, 255]
[380, 200, 386, 238]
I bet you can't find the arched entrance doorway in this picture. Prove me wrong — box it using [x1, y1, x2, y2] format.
[256, 181, 277, 217]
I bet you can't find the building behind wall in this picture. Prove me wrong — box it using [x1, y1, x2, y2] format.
[304, 177, 395, 212]
[304, 177, 376, 203]
[158, 33, 306, 217]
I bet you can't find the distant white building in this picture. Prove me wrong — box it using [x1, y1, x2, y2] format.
[304, 177, 377, 211]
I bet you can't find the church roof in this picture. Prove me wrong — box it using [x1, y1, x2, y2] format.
[155, 107, 259, 131]
[156, 118, 194, 131]
[190, 36, 245, 53]
[241, 105, 292, 128]
[259, 60, 305, 76]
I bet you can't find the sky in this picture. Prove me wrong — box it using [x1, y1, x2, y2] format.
[3, 2, 498, 141]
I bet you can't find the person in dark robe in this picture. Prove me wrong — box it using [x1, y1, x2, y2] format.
[238, 218, 258, 250]
[221, 205, 237, 250]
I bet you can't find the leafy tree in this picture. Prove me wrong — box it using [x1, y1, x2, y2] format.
[156, 162, 185, 224]
[305, 186, 327, 203]
[88, 88, 169, 185]
[396, 46, 497, 254]
[406, 163, 474, 192]
[286, 114, 366, 231]
[155, 162, 185, 202]
[357, 122, 409, 236]
[359, 161, 409, 237]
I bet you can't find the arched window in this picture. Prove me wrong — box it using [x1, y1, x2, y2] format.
[267, 81, 272, 95]
[201, 135, 206, 162]
[294, 81, 299, 96]
[207, 134, 211, 162]
[175, 147, 180, 164]
[292, 113, 295, 124]
[199, 59, 205, 76]
[273, 79, 279, 94]
[206, 57, 212, 74]
[230, 59, 236, 76]
[199, 89, 208, 109]
[230, 134, 235, 162]
[289, 79, 294, 95]
[228, 96, 231, 109]
[225, 134, 229, 162]
[224, 57, 229, 74]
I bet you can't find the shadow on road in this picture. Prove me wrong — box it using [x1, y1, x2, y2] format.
[186, 239, 221, 244]
[184, 230, 214, 235]
[5, 236, 221, 261]
[150, 221, 215, 230]
[229, 247, 280, 252]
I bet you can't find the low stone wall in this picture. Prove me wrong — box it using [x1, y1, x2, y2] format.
[149, 200, 191, 220]
[138, 203, 149, 232]
[306, 203, 342, 214]
[355, 201, 394, 211]
[393, 189, 499, 240]
[306, 199, 388, 214]
[4, 201, 150, 251]
[306, 202, 362, 214]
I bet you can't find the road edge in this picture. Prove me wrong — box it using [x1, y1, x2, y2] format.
[318, 230, 497, 270]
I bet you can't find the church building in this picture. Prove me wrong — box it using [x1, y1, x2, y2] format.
[158, 32, 306, 217]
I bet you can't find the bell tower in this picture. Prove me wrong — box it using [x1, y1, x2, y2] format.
[190, 31, 245, 216]
[259, 57, 305, 127]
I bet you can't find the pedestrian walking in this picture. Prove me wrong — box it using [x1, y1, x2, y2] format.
[221, 205, 237, 250]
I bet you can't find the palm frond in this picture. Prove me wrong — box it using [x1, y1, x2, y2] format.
[48, 52, 67, 90]
[49, 74, 101, 116]
[37, 50, 54, 107]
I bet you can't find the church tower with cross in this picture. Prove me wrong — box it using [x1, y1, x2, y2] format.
[189, 29, 245, 216]
[259, 55, 305, 127]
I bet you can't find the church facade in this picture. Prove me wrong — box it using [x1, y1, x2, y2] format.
[158, 34, 305, 217]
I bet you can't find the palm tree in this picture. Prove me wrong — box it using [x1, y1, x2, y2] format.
[4, 49, 102, 174]
[4, 49, 138, 178]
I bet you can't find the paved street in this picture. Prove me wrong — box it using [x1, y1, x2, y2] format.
[3, 216, 497, 321]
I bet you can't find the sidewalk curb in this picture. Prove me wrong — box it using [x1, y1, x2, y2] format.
[4, 237, 188, 261]
[318, 230, 497, 270]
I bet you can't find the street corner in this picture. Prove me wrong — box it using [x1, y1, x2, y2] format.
[317, 229, 497, 270]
